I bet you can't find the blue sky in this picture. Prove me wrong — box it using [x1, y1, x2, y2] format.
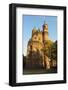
[22, 15, 57, 55]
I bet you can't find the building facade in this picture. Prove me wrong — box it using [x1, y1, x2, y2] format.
[27, 22, 55, 69]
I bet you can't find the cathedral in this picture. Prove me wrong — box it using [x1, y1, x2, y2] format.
[26, 22, 56, 69]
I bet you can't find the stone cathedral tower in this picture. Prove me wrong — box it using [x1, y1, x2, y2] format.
[43, 22, 49, 41]
[27, 22, 51, 69]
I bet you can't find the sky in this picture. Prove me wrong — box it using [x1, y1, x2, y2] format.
[22, 15, 57, 56]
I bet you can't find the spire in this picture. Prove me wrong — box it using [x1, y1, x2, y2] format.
[32, 26, 36, 35]
[32, 26, 36, 31]
[33, 26, 36, 30]
[44, 20, 46, 25]
[38, 28, 40, 31]
[44, 16, 46, 25]
[43, 19, 48, 32]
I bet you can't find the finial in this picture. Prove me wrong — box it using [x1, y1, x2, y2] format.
[44, 20, 46, 25]
[44, 16, 46, 25]
[38, 28, 40, 32]
[33, 26, 36, 30]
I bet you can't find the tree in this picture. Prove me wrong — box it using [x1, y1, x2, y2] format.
[42, 40, 53, 58]
[51, 41, 57, 60]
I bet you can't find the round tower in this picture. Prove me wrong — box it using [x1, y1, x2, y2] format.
[43, 22, 49, 41]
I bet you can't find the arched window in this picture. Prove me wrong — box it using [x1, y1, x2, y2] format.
[30, 45, 32, 50]
[34, 36, 37, 39]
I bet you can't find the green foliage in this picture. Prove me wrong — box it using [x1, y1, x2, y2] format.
[42, 40, 53, 58]
[42, 40, 57, 60]
[51, 41, 57, 60]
